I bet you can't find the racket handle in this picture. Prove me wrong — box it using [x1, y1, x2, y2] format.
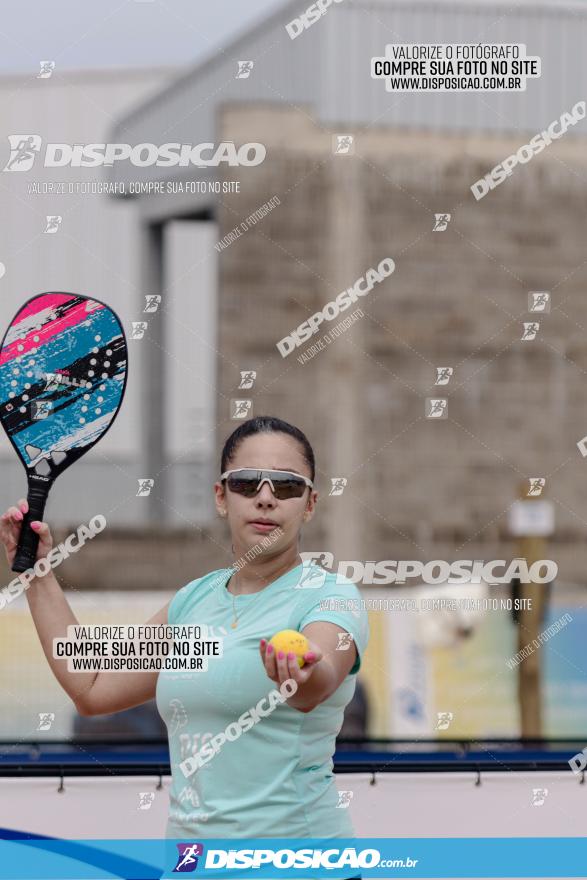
[12, 483, 49, 574]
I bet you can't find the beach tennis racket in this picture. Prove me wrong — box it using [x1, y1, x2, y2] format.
[0, 292, 128, 572]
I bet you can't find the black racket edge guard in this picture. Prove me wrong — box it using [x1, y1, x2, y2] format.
[12, 479, 51, 573]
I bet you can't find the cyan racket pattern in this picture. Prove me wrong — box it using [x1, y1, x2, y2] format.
[0, 293, 127, 480]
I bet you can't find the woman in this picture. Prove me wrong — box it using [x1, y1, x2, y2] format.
[0, 416, 369, 879]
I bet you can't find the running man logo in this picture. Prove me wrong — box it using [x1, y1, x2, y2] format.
[43, 371, 85, 392]
[137, 792, 155, 810]
[131, 321, 148, 339]
[137, 478, 155, 497]
[173, 842, 204, 873]
[301, 551, 335, 570]
[231, 399, 252, 419]
[532, 788, 548, 806]
[521, 321, 539, 341]
[528, 291, 551, 313]
[31, 401, 52, 420]
[333, 134, 354, 155]
[294, 562, 327, 589]
[37, 61, 55, 79]
[37, 712, 55, 731]
[336, 790, 354, 808]
[426, 398, 448, 419]
[435, 711, 454, 731]
[3, 135, 42, 172]
[435, 367, 453, 386]
[336, 632, 355, 651]
[527, 478, 546, 497]
[329, 477, 347, 496]
[433, 213, 451, 231]
[236, 61, 254, 79]
[238, 370, 256, 390]
[44, 215, 62, 234]
[143, 295, 161, 313]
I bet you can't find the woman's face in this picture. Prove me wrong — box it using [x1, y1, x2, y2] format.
[214, 432, 317, 554]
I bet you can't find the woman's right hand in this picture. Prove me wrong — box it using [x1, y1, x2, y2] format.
[0, 498, 53, 569]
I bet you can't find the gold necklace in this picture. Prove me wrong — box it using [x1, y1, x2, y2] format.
[227, 559, 301, 629]
[228, 576, 266, 629]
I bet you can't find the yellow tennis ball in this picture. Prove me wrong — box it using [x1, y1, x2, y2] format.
[269, 629, 310, 668]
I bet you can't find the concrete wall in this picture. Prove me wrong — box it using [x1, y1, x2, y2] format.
[211, 103, 587, 584]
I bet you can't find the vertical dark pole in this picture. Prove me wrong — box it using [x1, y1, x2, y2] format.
[323, 155, 365, 561]
[139, 220, 167, 524]
[515, 482, 548, 737]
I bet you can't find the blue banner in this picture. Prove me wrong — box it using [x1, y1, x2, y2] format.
[0, 836, 586, 879]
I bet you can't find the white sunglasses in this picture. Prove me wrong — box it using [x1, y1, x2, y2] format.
[220, 468, 313, 499]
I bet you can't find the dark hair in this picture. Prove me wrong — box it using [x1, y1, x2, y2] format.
[220, 416, 315, 482]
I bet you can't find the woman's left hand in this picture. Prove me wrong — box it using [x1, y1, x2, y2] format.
[259, 638, 323, 687]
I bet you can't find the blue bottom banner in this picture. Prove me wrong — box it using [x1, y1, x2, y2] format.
[0, 836, 586, 879]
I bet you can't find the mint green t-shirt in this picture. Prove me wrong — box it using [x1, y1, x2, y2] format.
[156, 561, 370, 843]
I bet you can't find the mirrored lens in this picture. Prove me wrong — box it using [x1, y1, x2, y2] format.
[226, 470, 307, 499]
[227, 472, 259, 497]
[270, 474, 307, 499]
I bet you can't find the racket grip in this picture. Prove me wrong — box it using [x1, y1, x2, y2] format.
[12, 483, 49, 574]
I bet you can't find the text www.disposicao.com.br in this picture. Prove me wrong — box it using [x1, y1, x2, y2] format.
[71, 657, 200, 671]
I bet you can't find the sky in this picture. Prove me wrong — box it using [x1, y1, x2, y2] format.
[0, 0, 287, 74]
